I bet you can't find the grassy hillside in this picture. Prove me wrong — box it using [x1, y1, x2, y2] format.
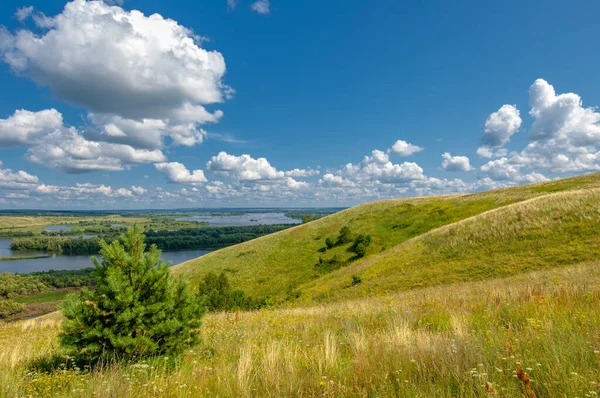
[3, 263, 600, 397]
[299, 188, 600, 302]
[173, 172, 600, 300]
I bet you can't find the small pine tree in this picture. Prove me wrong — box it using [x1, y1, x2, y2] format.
[60, 226, 205, 363]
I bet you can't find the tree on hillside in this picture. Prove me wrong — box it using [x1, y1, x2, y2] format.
[337, 226, 353, 244]
[198, 271, 258, 311]
[60, 226, 205, 363]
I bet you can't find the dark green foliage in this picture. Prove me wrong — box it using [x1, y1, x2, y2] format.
[0, 299, 25, 318]
[337, 226, 353, 244]
[350, 234, 372, 257]
[354, 243, 367, 258]
[285, 285, 302, 301]
[198, 272, 261, 311]
[351, 275, 362, 286]
[302, 215, 313, 224]
[314, 254, 345, 273]
[60, 227, 205, 363]
[325, 237, 335, 249]
[0, 273, 48, 298]
[11, 225, 291, 255]
[28, 268, 96, 288]
[144, 225, 290, 251]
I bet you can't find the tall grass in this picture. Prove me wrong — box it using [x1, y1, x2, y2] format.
[2, 263, 600, 397]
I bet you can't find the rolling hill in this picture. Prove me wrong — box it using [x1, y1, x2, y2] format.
[173, 172, 600, 303]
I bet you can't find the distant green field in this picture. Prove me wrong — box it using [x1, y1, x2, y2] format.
[13, 291, 71, 305]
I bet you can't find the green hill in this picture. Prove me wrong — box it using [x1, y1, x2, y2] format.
[173, 172, 600, 302]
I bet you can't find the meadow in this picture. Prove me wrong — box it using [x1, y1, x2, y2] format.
[1, 263, 600, 397]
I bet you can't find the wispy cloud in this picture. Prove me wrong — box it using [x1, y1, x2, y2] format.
[208, 132, 249, 145]
[250, 0, 270, 15]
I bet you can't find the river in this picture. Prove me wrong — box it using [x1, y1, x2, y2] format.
[1, 212, 300, 274]
[0, 239, 211, 274]
[177, 212, 300, 226]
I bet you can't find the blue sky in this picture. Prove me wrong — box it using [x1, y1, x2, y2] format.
[0, 0, 599, 209]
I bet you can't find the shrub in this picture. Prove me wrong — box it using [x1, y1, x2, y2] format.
[0, 299, 24, 319]
[325, 237, 335, 249]
[337, 226, 353, 244]
[351, 234, 371, 257]
[60, 226, 205, 363]
[354, 243, 367, 258]
[351, 275, 362, 286]
[198, 272, 258, 311]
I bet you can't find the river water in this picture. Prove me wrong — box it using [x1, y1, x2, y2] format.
[1, 213, 300, 274]
[177, 212, 300, 226]
[0, 239, 211, 274]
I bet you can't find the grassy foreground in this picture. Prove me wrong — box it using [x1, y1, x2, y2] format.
[2, 263, 600, 397]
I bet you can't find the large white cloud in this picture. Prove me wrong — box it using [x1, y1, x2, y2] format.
[0, 0, 230, 153]
[155, 162, 208, 184]
[340, 149, 425, 184]
[318, 173, 355, 187]
[0, 0, 229, 120]
[0, 109, 63, 146]
[441, 152, 472, 172]
[528, 79, 600, 146]
[479, 157, 522, 181]
[479, 104, 522, 149]
[206, 152, 285, 181]
[493, 79, 600, 175]
[26, 126, 166, 173]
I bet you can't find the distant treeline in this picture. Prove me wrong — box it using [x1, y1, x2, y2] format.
[0, 268, 95, 299]
[10, 225, 292, 255]
[144, 225, 291, 251]
[0, 268, 96, 319]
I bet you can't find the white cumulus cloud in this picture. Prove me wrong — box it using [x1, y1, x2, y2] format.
[206, 152, 285, 181]
[155, 162, 208, 184]
[0, 109, 63, 146]
[441, 152, 472, 172]
[480, 104, 522, 149]
[389, 140, 423, 157]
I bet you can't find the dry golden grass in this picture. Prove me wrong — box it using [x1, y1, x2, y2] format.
[2, 263, 600, 397]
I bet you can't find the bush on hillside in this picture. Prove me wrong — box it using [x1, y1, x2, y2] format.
[60, 226, 205, 363]
[0, 299, 24, 319]
[337, 226, 353, 244]
[0, 273, 48, 299]
[325, 237, 335, 249]
[198, 272, 260, 311]
[350, 234, 372, 257]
